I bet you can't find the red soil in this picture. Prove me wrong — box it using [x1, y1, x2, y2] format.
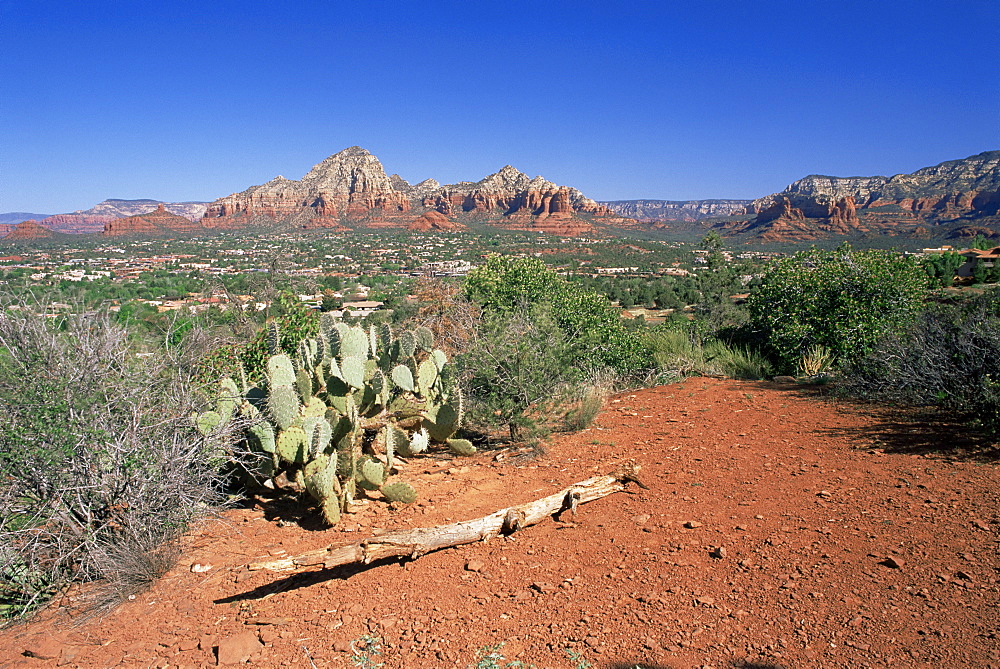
[3, 378, 999, 668]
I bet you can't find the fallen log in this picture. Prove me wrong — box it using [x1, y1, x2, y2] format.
[248, 462, 645, 573]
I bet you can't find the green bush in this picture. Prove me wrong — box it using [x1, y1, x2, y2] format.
[463, 255, 649, 377]
[0, 310, 236, 619]
[461, 303, 609, 440]
[743, 245, 926, 373]
[840, 290, 1000, 435]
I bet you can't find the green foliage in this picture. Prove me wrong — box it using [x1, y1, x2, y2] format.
[350, 634, 384, 669]
[463, 255, 649, 376]
[198, 292, 319, 385]
[841, 290, 1000, 436]
[922, 251, 963, 288]
[744, 245, 926, 373]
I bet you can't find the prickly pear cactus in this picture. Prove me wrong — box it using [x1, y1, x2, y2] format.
[226, 322, 471, 526]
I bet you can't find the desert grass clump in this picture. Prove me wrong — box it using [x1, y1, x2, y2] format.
[0, 309, 240, 620]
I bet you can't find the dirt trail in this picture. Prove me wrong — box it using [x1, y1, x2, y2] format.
[3, 378, 999, 669]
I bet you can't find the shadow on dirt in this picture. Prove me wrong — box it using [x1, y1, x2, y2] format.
[815, 406, 1000, 462]
[603, 661, 786, 669]
[214, 556, 407, 604]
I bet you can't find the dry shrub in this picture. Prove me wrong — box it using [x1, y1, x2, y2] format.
[0, 308, 239, 620]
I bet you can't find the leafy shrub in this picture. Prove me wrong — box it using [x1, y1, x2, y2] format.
[840, 290, 1000, 435]
[743, 245, 926, 373]
[464, 255, 649, 377]
[461, 304, 602, 440]
[0, 309, 236, 618]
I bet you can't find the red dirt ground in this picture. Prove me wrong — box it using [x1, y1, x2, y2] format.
[2, 378, 1000, 669]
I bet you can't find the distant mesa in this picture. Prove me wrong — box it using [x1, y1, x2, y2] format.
[41, 199, 210, 234]
[103, 203, 208, 236]
[201, 146, 624, 236]
[600, 199, 752, 222]
[732, 150, 1000, 242]
[2, 219, 57, 241]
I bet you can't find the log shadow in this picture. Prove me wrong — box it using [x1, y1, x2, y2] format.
[214, 556, 406, 604]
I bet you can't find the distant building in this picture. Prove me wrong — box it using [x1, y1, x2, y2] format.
[341, 300, 384, 317]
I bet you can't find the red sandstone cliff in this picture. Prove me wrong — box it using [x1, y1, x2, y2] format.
[3, 220, 55, 241]
[740, 151, 1000, 241]
[202, 147, 622, 236]
[103, 204, 207, 236]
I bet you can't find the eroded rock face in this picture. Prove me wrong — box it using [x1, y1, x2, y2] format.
[41, 199, 209, 234]
[3, 219, 55, 240]
[744, 151, 1000, 240]
[600, 199, 752, 222]
[202, 147, 618, 235]
[103, 204, 206, 236]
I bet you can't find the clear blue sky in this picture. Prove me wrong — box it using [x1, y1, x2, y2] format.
[2, 0, 998, 214]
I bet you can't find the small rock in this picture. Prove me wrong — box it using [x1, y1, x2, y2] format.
[465, 560, 485, 573]
[22, 637, 63, 661]
[709, 547, 727, 559]
[972, 519, 991, 531]
[191, 562, 213, 573]
[881, 557, 904, 569]
[684, 521, 703, 529]
[216, 632, 262, 665]
[532, 582, 558, 594]
[178, 638, 200, 651]
[333, 640, 352, 653]
[632, 513, 652, 525]
[695, 596, 716, 606]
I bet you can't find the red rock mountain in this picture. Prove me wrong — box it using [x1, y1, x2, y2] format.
[41, 200, 209, 234]
[103, 204, 207, 236]
[2, 219, 56, 241]
[202, 147, 625, 235]
[736, 151, 1000, 241]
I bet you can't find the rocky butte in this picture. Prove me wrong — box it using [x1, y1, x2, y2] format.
[41, 199, 209, 234]
[2, 219, 57, 242]
[735, 150, 1000, 242]
[202, 147, 626, 236]
[103, 203, 209, 236]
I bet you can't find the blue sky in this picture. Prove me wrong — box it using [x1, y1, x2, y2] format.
[2, 0, 998, 213]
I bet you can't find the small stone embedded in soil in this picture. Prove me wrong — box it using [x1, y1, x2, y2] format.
[695, 596, 716, 606]
[632, 513, 652, 524]
[881, 557, 904, 569]
[333, 640, 352, 653]
[710, 546, 727, 559]
[216, 632, 262, 665]
[685, 521, 703, 529]
[22, 637, 63, 660]
[465, 559, 485, 572]
[190, 562, 213, 573]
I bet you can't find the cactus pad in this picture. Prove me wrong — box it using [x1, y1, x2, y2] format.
[276, 426, 308, 463]
[446, 438, 477, 456]
[381, 481, 417, 504]
[268, 384, 301, 430]
[266, 354, 296, 387]
[391, 365, 415, 392]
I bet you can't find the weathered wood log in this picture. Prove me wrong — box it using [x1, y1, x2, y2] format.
[248, 463, 644, 573]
